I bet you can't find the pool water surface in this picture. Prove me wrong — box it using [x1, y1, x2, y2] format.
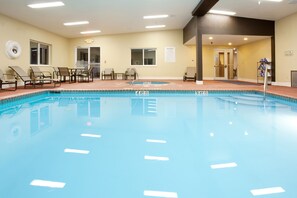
[0, 91, 297, 198]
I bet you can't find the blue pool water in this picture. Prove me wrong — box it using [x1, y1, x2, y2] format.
[0, 91, 297, 198]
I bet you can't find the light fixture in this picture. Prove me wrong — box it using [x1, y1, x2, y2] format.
[244, 37, 249, 41]
[80, 30, 101, 34]
[258, 0, 283, 4]
[145, 25, 166, 29]
[228, 42, 232, 45]
[143, 15, 169, 19]
[64, 21, 89, 26]
[84, 39, 94, 44]
[27, 1, 65, 9]
[209, 37, 213, 40]
[208, 9, 236, 16]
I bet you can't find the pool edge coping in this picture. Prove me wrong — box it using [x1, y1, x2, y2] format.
[1, 89, 297, 105]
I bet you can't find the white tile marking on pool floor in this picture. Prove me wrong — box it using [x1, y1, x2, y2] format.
[144, 190, 178, 198]
[210, 162, 237, 169]
[30, 179, 66, 188]
[146, 139, 167, 144]
[144, 155, 169, 161]
[64, 148, 90, 154]
[80, 133, 101, 138]
[250, 187, 285, 196]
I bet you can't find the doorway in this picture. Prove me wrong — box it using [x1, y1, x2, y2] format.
[214, 49, 235, 80]
[75, 47, 101, 78]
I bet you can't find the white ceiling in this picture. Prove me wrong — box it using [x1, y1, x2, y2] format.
[0, 0, 297, 39]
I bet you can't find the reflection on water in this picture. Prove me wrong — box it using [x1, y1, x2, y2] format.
[0, 92, 297, 198]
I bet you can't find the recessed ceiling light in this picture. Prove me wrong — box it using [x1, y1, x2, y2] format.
[143, 15, 169, 19]
[228, 42, 232, 45]
[64, 21, 89, 26]
[209, 37, 213, 40]
[80, 30, 101, 34]
[244, 37, 248, 41]
[208, 10, 236, 16]
[27, 1, 65, 9]
[145, 25, 166, 29]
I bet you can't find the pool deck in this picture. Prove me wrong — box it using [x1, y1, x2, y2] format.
[1, 79, 297, 100]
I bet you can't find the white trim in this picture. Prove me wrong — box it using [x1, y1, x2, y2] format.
[196, 80, 203, 85]
[203, 77, 215, 80]
[271, 81, 291, 87]
[237, 77, 257, 83]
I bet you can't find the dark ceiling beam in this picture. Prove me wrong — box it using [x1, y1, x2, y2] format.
[192, 0, 219, 16]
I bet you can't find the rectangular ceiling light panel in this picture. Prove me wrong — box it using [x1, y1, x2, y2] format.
[28, 1, 65, 9]
[143, 15, 169, 19]
[64, 21, 89, 26]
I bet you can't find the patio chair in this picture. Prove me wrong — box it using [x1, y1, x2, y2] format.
[52, 67, 60, 79]
[30, 66, 52, 83]
[58, 67, 76, 83]
[9, 66, 60, 88]
[183, 67, 196, 81]
[102, 68, 114, 80]
[77, 66, 94, 82]
[0, 69, 17, 91]
[125, 68, 137, 80]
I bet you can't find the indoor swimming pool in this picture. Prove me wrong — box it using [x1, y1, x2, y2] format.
[0, 91, 297, 198]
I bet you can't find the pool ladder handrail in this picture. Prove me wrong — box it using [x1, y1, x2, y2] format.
[263, 64, 268, 96]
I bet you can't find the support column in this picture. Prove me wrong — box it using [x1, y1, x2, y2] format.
[196, 30, 203, 84]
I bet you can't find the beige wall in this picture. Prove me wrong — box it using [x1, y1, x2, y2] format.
[69, 30, 196, 79]
[0, 13, 69, 75]
[275, 12, 297, 86]
[202, 45, 236, 79]
[237, 38, 271, 82]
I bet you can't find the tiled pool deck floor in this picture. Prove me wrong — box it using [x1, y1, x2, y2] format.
[1, 79, 297, 100]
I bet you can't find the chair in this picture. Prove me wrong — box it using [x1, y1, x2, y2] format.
[52, 67, 60, 78]
[9, 66, 60, 88]
[125, 68, 137, 80]
[102, 68, 114, 80]
[77, 66, 94, 82]
[0, 69, 17, 91]
[30, 66, 52, 83]
[183, 67, 196, 81]
[58, 67, 76, 83]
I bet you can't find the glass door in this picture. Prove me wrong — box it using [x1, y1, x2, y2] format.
[75, 47, 100, 78]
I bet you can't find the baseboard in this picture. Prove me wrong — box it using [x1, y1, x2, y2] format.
[139, 77, 182, 80]
[196, 80, 203, 85]
[271, 82, 291, 87]
[237, 78, 257, 83]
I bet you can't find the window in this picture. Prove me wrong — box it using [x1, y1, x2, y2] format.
[131, 48, 156, 66]
[30, 41, 50, 65]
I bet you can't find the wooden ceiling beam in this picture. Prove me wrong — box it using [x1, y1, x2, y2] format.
[192, 0, 219, 16]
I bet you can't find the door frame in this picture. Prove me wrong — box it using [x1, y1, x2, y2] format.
[213, 48, 233, 80]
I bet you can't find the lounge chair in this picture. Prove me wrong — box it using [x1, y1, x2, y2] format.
[102, 68, 114, 80]
[30, 66, 53, 83]
[183, 67, 196, 81]
[125, 68, 137, 80]
[77, 66, 94, 82]
[58, 67, 76, 83]
[9, 66, 60, 88]
[0, 69, 17, 91]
